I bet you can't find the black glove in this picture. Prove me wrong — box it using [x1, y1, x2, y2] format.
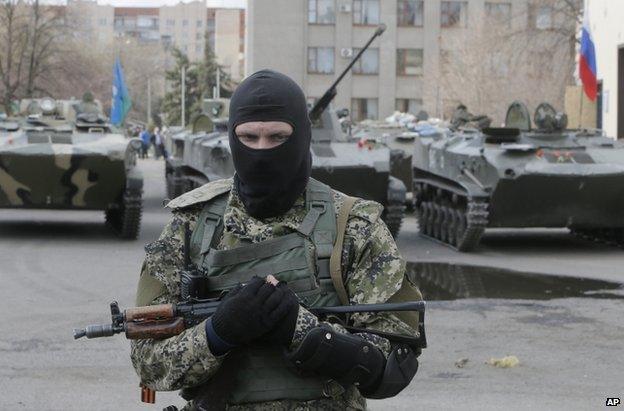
[208, 277, 296, 348]
[260, 281, 300, 346]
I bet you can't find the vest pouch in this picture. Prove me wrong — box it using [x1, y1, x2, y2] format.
[201, 233, 322, 299]
[222, 345, 329, 404]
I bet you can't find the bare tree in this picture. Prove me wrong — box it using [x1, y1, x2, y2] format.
[24, 0, 66, 96]
[0, 1, 29, 113]
[435, 0, 581, 124]
[0, 0, 67, 113]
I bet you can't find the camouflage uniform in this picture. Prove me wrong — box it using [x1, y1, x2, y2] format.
[131, 178, 416, 410]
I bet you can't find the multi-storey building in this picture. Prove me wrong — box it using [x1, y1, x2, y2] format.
[586, 0, 624, 138]
[247, 0, 574, 121]
[67, 0, 114, 43]
[114, 7, 160, 43]
[68, 0, 245, 81]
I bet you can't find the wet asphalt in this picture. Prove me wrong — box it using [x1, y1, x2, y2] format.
[0, 159, 622, 410]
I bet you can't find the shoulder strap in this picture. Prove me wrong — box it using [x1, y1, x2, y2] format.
[190, 194, 229, 262]
[329, 196, 357, 305]
[166, 178, 232, 210]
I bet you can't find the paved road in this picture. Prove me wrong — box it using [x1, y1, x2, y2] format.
[398, 218, 624, 283]
[0, 159, 622, 410]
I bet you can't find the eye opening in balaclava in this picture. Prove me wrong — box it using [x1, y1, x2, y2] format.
[233, 120, 294, 151]
[228, 69, 312, 219]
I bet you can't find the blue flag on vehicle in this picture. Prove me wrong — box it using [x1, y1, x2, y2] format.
[111, 56, 132, 126]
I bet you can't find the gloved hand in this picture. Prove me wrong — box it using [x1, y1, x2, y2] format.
[205, 276, 297, 353]
[259, 281, 300, 346]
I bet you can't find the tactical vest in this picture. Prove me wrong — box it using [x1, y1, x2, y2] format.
[189, 178, 350, 405]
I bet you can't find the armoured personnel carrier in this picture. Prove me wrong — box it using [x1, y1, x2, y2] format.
[0, 97, 143, 239]
[164, 25, 407, 237]
[412, 101, 624, 251]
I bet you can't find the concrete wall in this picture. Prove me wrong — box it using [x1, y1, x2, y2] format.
[586, 0, 624, 137]
[247, 0, 538, 120]
[160, 0, 208, 62]
[246, 0, 306, 85]
[215, 9, 244, 81]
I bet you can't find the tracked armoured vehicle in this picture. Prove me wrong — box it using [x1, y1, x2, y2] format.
[0, 97, 143, 239]
[164, 25, 407, 237]
[412, 101, 624, 251]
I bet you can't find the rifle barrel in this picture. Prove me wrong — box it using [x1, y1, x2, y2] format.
[309, 23, 386, 119]
[311, 300, 425, 315]
[329, 23, 386, 91]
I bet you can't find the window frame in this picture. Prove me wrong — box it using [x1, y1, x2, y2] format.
[307, 47, 335, 74]
[395, 98, 424, 114]
[440, 1, 468, 28]
[352, 47, 380, 75]
[351, 98, 379, 121]
[484, 2, 511, 27]
[396, 48, 424, 76]
[397, 0, 424, 27]
[353, 0, 381, 26]
[308, 0, 336, 25]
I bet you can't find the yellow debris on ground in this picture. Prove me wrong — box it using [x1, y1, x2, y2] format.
[486, 355, 520, 368]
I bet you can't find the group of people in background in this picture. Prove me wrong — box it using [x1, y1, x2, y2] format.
[138, 126, 166, 160]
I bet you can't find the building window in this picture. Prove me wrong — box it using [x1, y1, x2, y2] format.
[397, 49, 423, 75]
[308, 47, 335, 74]
[308, 0, 335, 24]
[353, 0, 380, 25]
[397, 0, 424, 27]
[166, 19, 175, 26]
[352, 48, 379, 74]
[98, 17, 107, 26]
[487, 51, 509, 77]
[351, 98, 378, 121]
[182, 19, 189, 27]
[485, 2, 511, 25]
[441, 1, 468, 28]
[137, 16, 157, 28]
[196, 19, 203, 28]
[396, 98, 423, 114]
[532, 5, 552, 29]
[196, 44, 203, 53]
[196, 32, 203, 40]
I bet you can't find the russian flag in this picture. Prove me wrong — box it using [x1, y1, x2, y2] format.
[579, 10, 597, 101]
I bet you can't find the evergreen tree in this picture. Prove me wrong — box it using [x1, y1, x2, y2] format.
[162, 33, 233, 127]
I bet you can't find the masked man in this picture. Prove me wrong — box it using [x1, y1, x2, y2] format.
[131, 70, 422, 410]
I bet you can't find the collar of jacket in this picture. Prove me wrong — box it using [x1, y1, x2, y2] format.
[222, 187, 307, 243]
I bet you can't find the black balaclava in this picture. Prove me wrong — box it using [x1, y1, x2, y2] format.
[228, 69, 312, 219]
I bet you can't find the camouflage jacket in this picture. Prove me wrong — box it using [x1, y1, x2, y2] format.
[130, 178, 416, 410]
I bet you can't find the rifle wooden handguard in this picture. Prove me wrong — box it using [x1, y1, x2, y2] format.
[125, 304, 175, 322]
[126, 318, 185, 340]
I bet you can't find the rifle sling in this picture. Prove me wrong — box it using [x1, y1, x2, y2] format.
[329, 196, 357, 305]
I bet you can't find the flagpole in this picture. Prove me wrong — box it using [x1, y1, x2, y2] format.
[181, 66, 186, 128]
[216, 66, 220, 99]
[147, 77, 152, 124]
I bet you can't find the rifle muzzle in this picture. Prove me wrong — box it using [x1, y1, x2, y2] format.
[73, 324, 115, 339]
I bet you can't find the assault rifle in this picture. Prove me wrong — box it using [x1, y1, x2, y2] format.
[73, 299, 427, 349]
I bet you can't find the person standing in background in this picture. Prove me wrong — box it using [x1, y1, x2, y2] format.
[154, 127, 164, 159]
[139, 127, 150, 159]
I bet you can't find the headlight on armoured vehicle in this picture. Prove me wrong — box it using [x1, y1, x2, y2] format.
[40, 98, 56, 115]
